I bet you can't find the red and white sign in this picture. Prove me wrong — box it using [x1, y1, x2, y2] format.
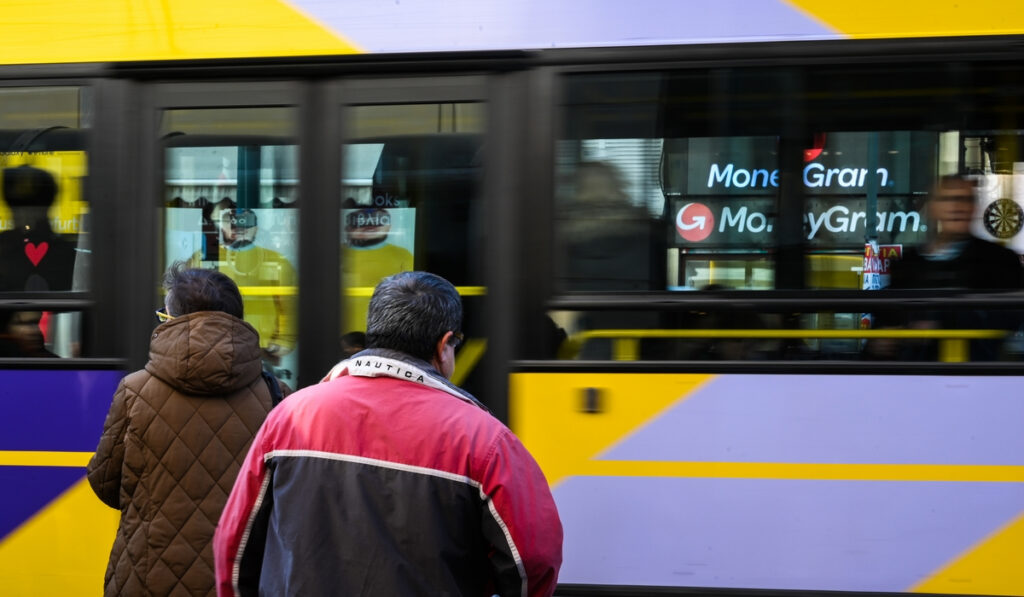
[675, 202, 715, 242]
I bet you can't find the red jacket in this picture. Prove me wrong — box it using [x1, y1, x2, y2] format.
[214, 350, 562, 596]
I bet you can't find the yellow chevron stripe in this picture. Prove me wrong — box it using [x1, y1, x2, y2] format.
[0, 0, 361, 65]
[0, 451, 92, 467]
[574, 460, 1024, 483]
[913, 512, 1024, 595]
[788, 1, 1024, 39]
[0, 478, 118, 596]
[510, 373, 712, 486]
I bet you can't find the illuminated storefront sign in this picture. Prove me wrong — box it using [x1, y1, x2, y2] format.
[671, 198, 926, 247]
[675, 132, 932, 197]
[667, 132, 934, 249]
[707, 163, 890, 190]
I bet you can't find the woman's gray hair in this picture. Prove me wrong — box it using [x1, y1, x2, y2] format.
[163, 261, 244, 319]
[365, 271, 462, 361]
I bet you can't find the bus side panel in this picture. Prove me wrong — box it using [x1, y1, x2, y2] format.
[510, 372, 1024, 595]
[0, 369, 123, 596]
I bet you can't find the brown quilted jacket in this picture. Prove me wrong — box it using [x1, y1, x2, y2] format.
[87, 311, 273, 596]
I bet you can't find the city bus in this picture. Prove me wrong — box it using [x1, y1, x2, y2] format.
[2, 2, 1024, 595]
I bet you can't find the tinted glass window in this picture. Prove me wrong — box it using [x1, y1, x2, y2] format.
[0, 86, 90, 358]
[553, 61, 1024, 362]
[341, 102, 485, 385]
[162, 107, 299, 382]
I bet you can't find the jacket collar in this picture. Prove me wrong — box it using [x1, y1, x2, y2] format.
[321, 348, 489, 412]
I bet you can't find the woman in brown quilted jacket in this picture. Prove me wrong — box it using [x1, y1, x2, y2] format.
[87, 264, 275, 596]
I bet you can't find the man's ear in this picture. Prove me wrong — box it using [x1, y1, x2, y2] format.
[431, 331, 454, 369]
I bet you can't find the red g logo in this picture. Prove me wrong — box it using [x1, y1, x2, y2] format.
[675, 203, 714, 242]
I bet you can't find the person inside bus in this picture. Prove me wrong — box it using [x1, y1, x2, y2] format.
[870, 174, 1024, 360]
[0, 165, 77, 291]
[86, 264, 277, 596]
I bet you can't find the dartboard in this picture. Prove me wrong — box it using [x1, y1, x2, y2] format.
[982, 198, 1024, 239]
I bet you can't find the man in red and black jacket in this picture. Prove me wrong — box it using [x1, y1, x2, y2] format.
[214, 271, 563, 597]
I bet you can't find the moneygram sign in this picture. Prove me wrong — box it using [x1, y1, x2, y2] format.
[707, 162, 890, 191]
[671, 132, 934, 248]
[678, 133, 934, 197]
[675, 203, 716, 242]
[671, 197, 926, 248]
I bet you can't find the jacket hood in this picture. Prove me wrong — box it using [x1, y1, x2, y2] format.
[146, 310, 264, 396]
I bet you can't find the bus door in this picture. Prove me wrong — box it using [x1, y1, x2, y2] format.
[332, 77, 492, 402]
[151, 83, 302, 386]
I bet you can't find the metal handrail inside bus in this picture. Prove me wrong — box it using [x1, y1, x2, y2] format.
[568, 328, 1009, 363]
[234, 286, 488, 297]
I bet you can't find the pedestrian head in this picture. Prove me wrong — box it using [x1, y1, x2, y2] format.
[162, 262, 244, 320]
[365, 271, 462, 365]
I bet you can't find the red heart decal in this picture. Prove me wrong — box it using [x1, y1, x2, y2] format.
[25, 242, 49, 266]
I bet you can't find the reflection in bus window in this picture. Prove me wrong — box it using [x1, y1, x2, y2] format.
[557, 159, 665, 291]
[0, 87, 90, 358]
[0, 165, 77, 291]
[0, 310, 59, 357]
[163, 108, 298, 380]
[555, 150, 668, 357]
[340, 196, 415, 332]
[553, 66, 1024, 363]
[340, 102, 486, 393]
[341, 106, 484, 334]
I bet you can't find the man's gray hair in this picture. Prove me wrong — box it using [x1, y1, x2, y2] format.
[365, 271, 462, 361]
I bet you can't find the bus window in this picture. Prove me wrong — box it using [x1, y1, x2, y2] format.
[554, 61, 1024, 362]
[0, 86, 90, 357]
[341, 102, 485, 387]
[162, 107, 299, 383]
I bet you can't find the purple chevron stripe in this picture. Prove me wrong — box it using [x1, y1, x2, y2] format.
[0, 466, 86, 541]
[293, 0, 837, 53]
[555, 475, 1024, 591]
[0, 369, 122, 452]
[605, 375, 1024, 465]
